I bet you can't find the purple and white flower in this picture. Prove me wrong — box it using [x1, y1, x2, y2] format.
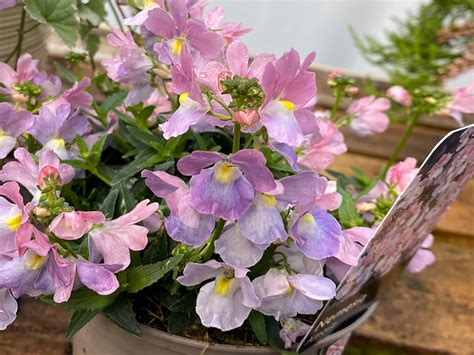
[177, 149, 277, 221]
[144, 0, 223, 62]
[142, 170, 215, 246]
[177, 260, 260, 331]
[253, 268, 335, 320]
[259, 49, 319, 146]
[0, 148, 74, 201]
[0, 103, 34, 159]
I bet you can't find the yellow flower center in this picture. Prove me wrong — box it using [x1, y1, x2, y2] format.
[0, 130, 5, 138]
[144, 0, 156, 7]
[25, 251, 47, 271]
[214, 164, 235, 184]
[5, 214, 22, 231]
[279, 100, 296, 112]
[178, 92, 189, 105]
[52, 138, 66, 149]
[171, 37, 185, 56]
[214, 275, 234, 296]
[284, 284, 293, 295]
[261, 194, 277, 207]
[300, 212, 316, 225]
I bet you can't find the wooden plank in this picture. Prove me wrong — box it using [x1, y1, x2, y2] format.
[351, 241, 474, 355]
[0, 297, 70, 355]
[331, 153, 474, 239]
[339, 124, 448, 162]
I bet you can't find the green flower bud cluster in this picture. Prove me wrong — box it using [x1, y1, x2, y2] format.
[12, 81, 41, 98]
[65, 51, 89, 65]
[411, 86, 450, 115]
[220, 75, 265, 110]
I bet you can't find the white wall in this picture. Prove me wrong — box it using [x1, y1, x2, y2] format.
[207, 0, 472, 89]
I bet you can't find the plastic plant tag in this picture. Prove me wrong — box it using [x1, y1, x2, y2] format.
[298, 124, 474, 353]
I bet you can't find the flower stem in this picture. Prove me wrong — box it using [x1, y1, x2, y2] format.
[330, 90, 342, 120]
[197, 219, 226, 262]
[14, 8, 26, 68]
[380, 112, 421, 180]
[210, 95, 234, 118]
[108, 0, 125, 33]
[233, 123, 241, 153]
[90, 167, 112, 187]
[5, 8, 27, 66]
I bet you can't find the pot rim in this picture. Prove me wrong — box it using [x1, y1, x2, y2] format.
[131, 302, 378, 352]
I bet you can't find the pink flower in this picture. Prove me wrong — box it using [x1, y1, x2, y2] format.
[203, 7, 251, 45]
[386, 85, 411, 106]
[37, 166, 60, 190]
[259, 49, 318, 146]
[347, 96, 390, 136]
[447, 81, 474, 126]
[88, 200, 158, 270]
[386, 157, 418, 193]
[0, 148, 75, 201]
[407, 234, 435, 273]
[0, 0, 15, 10]
[299, 116, 347, 170]
[0, 54, 39, 98]
[233, 110, 259, 127]
[49, 211, 106, 240]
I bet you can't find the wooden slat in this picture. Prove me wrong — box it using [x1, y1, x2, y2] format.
[0, 297, 70, 355]
[350, 241, 474, 355]
[331, 153, 474, 240]
[339, 124, 448, 162]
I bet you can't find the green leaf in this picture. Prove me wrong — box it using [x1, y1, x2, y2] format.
[265, 316, 285, 351]
[118, 182, 137, 212]
[64, 159, 90, 170]
[75, 135, 89, 157]
[138, 105, 156, 124]
[80, 25, 100, 58]
[78, 0, 106, 26]
[100, 187, 120, 217]
[100, 91, 127, 113]
[42, 288, 118, 310]
[65, 309, 99, 341]
[248, 311, 267, 345]
[125, 256, 182, 293]
[337, 186, 364, 228]
[112, 149, 165, 185]
[89, 135, 109, 166]
[53, 62, 78, 84]
[25, 0, 79, 47]
[104, 294, 141, 336]
[167, 311, 196, 335]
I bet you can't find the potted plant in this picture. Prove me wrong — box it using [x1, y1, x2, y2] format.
[0, 1, 472, 354]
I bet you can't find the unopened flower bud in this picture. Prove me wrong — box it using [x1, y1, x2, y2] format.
[327, 71, 342, 87]
[218, 70, 233, 91]
[425, 97, 437, 105]
[33, 207, 50, 218]
[345, 86, 359, 96]
[233, 109, 259, 127]
[386, 85, 412, 106]
[11, 92, 27, 103]
[38, 166, 61, 190]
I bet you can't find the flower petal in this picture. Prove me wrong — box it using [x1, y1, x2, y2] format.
[177, 151, 222, 176]
[177, 260, 223, 286]
[230, 149, 277, 193]
[189, 166, 254, 220]
[215, 225, 264, 267]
